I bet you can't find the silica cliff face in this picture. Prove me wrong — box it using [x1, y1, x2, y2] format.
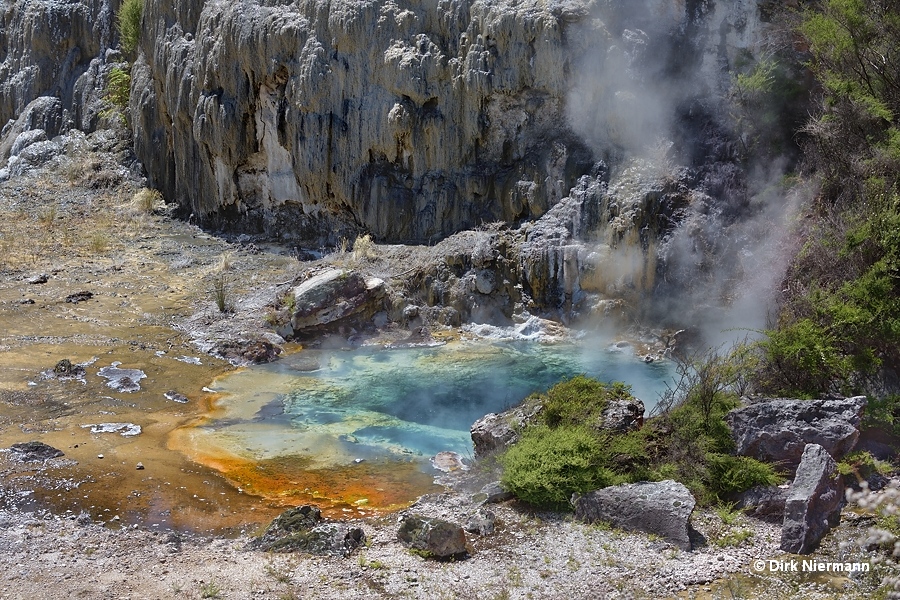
[1, 0, 795, 324]
[129, 0, 773, 246]
[131, 0, 597, 244]
[0, 0, 117, 148]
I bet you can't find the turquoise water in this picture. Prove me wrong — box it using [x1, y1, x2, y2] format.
[200, 340, 675, 468]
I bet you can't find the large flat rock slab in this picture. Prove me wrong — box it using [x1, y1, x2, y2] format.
[572, 480, 696, 550]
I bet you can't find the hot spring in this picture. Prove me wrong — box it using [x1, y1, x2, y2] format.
[173, 337, 675, 517]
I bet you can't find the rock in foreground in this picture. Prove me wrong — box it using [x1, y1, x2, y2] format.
[250, 505, 366, 557]
[8, 441, 64, 462]
[397, 514, 468, 559]
[572, 480, 696, 550]
[780, 444, 844, 555]
[726, 396, 866, 467]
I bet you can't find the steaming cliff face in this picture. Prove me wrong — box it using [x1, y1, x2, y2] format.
[0, 0, 795, 327]
[130, 0, 772, 247]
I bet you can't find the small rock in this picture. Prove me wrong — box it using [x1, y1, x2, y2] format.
[97, 454, 104, 459]
[136, 462, 145, 470]
[64, 291, 93, 304]
[480, 481, 514, 504]
[26, 273, 48, 284]
[163, 391, 189, 403]
[19, 298, 35, 304]
[464, 509, 496, 536]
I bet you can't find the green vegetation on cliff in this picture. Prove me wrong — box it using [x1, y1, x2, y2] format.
[758, 0, 900, 399]
[117, 0, 143, 55]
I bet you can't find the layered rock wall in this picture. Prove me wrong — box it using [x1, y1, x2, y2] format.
[130, 0, 773, 248]
[0, 0, 117, 140]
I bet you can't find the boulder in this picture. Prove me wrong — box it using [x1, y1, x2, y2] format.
[737, 485, 789, 521]
[464, 509, 496, 536]
[8, 441, 64, 462]
[250, 505, 366, 557]
[601, 397, 645, 432]
[290, 269, 385, 334]
[470, 401, 543, 458]
[572, 480, 696, 550]
[397, 514, 468, 559]
[780, 444, 844, 554]
[725, 396, 866, 467]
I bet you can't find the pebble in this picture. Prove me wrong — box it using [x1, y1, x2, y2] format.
[97, 454, 104, 459]
[135, 463, 144, 470]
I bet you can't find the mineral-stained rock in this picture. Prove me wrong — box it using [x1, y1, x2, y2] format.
[290, 269, 385, 334]
[780, 444, 844, 554]
[725, 396, 867, 467]
[212, 338, 282, 365]
[250, 505, 366, 557]
[8, 441, 64, 462]
[572, 480, 696, 550]
[397, 514, 468, 559]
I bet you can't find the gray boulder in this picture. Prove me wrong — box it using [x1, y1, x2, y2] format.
[397, 514, 468, 559]
[464, 508, 496, 536]
[572, 480, 696, 550]
[250, 505, 366, 557]
[726, 396, 866, 467]
[780, 444, 844, 554]
[470, 401, 542, 458]
[602, 397, 645, 432]
[737, 485, 789, 520]
[290, 269, 385, 334]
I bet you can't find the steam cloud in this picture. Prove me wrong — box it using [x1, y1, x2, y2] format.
[563, 0, 806, 347]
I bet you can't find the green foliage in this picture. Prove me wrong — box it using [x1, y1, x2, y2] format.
[705, 454, 780, 497]
[499, 425, 615, 510]
[117, 0, 143, 55]
[837, 450, 892, 481]
[865, 394, 900, 436]
[105, 67, 130, 110]
[498, 363, 783, 510]
[541, 375, 630, 428]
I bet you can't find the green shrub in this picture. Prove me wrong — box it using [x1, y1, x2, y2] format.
[837, 450, 892, 481]
[500, 425, 615, 510]
[117, 0, 143, 55]
[706, 454, 780, 497]
[542, 376, 631, 429]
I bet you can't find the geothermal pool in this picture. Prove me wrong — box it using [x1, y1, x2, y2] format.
[175, 338, 675, 516]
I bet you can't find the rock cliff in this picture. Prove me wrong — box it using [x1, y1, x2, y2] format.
[128, 0, 774, 246]
[1, 0, 799, 324]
